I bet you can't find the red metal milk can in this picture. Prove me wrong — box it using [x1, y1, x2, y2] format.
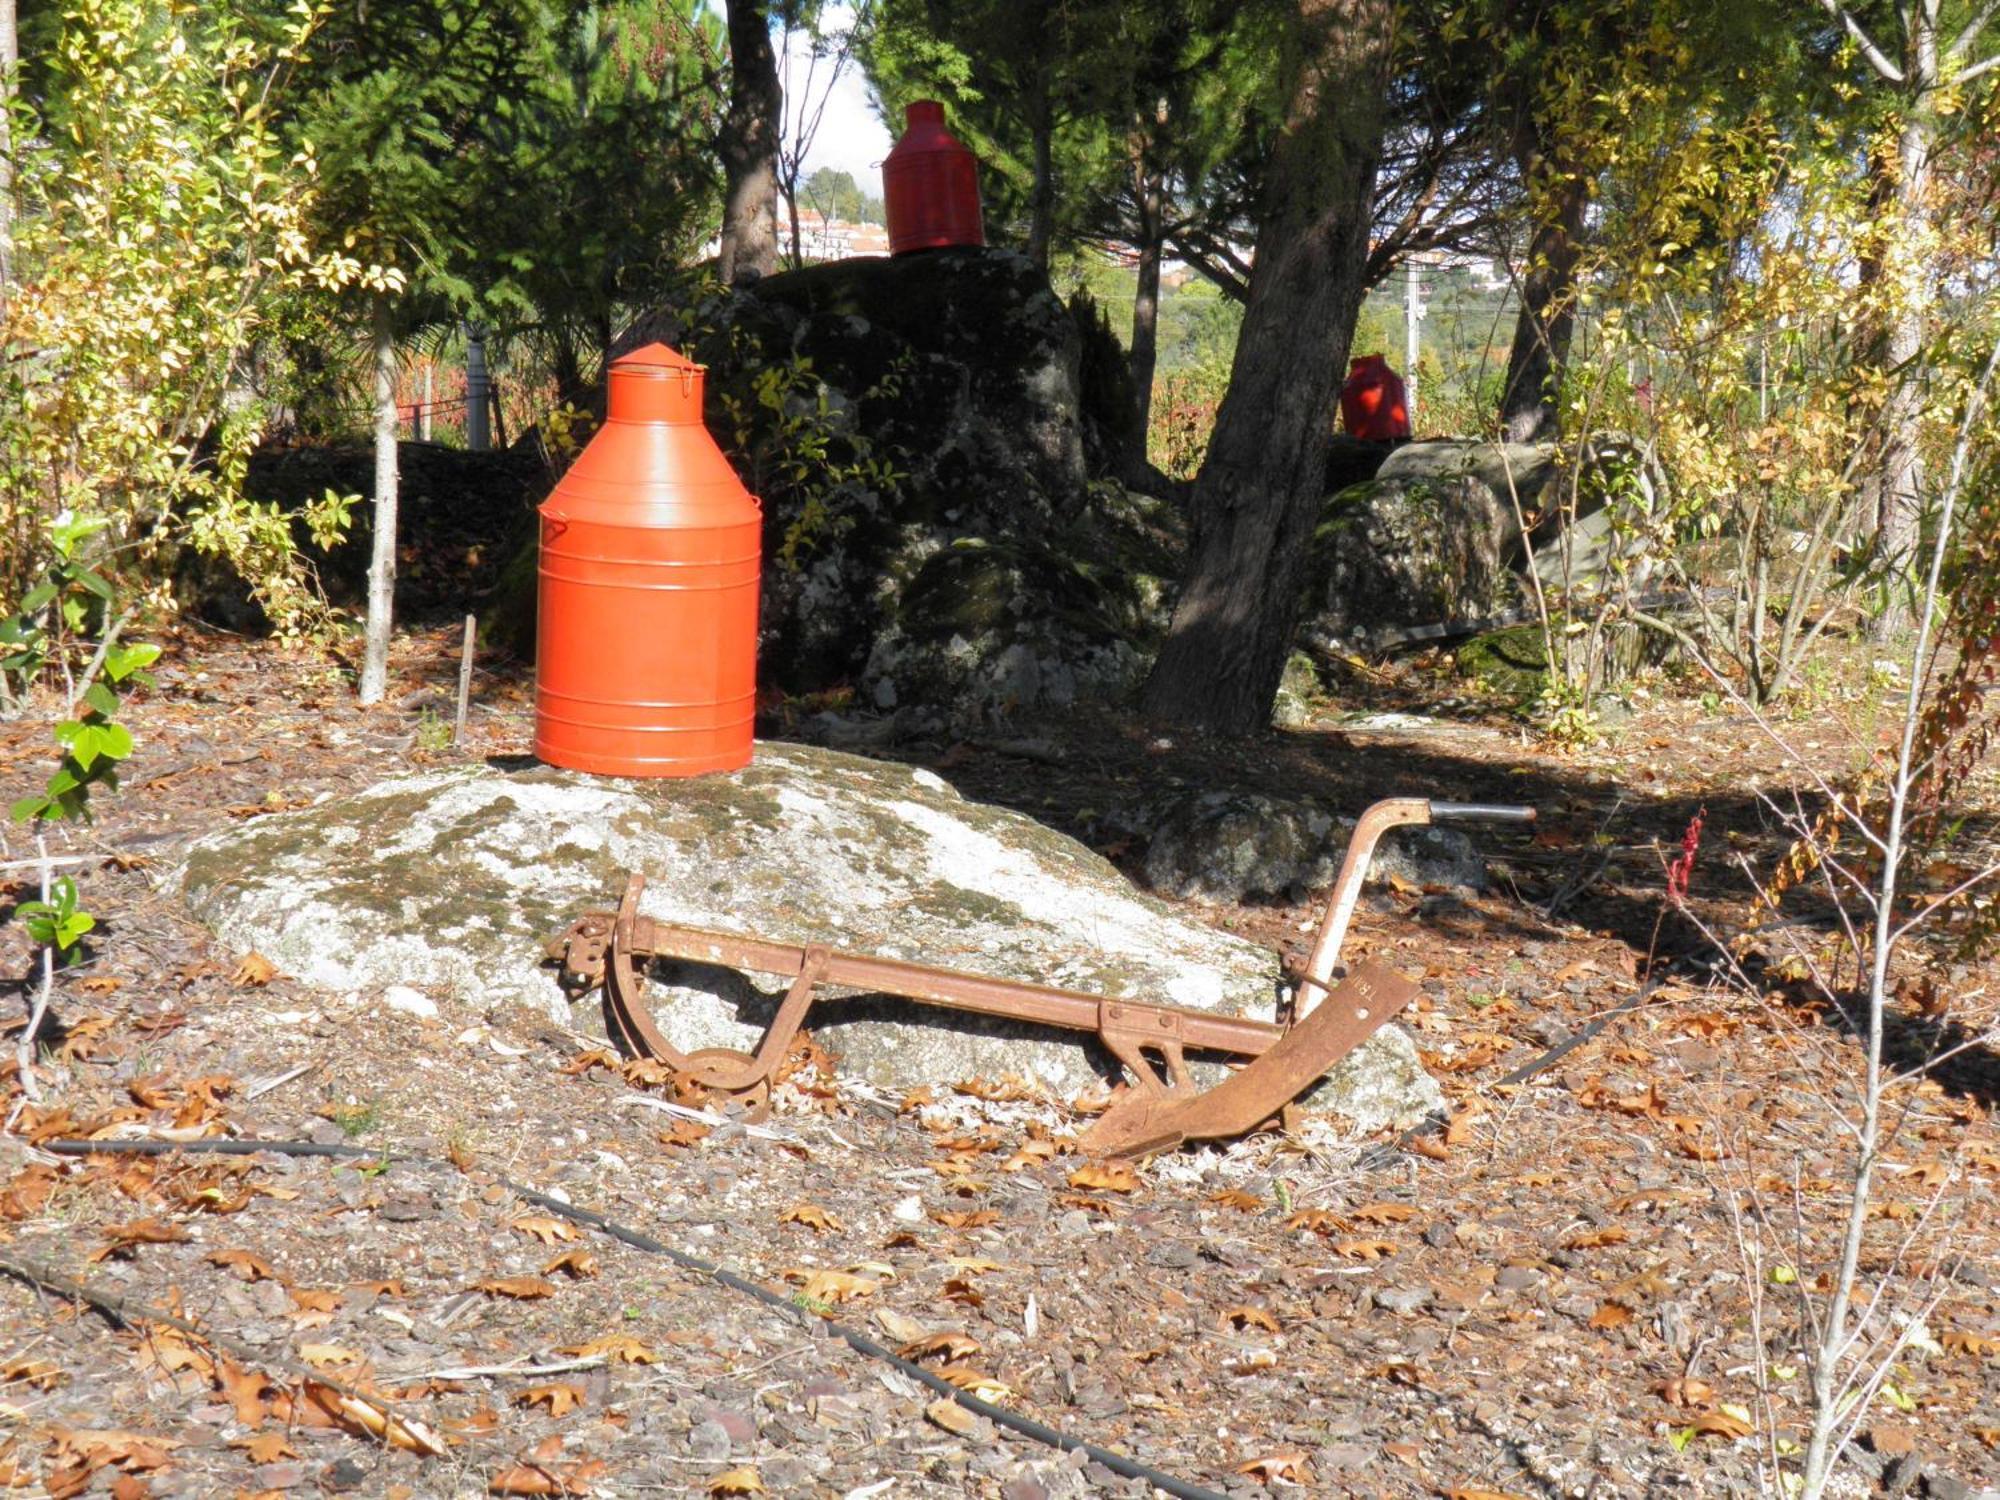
[534, 343, 760, 778]
[1339, 354, 1411, 441]
[883, 100, 985, 254]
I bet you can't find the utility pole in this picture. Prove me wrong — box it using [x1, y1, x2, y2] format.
[466, 326, 491, 451]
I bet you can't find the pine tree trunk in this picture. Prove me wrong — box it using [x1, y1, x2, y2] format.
[359, 295, 399, 706]
[1027, 80, 1055, 269]
[718, 0, 780, 282]
[1498, 158, 1587, 444]
[1140, 0, 1394, 735]
[1128, 156, 1166, 454]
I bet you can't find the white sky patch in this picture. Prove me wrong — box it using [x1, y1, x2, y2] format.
[778, 5, 895, 194]
[692, 3, 897, 198]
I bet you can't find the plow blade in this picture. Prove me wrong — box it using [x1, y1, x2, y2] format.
[1078, 962, 1418, 1157]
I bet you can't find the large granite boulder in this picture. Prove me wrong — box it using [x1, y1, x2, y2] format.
[175, 743, 1439, 1131]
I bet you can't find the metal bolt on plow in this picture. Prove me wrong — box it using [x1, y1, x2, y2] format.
[548, 797, 1534, 1156]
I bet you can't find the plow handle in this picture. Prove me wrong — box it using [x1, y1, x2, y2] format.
[1298, 796, 1538, 1015]
[1428, 800, 1536, 825]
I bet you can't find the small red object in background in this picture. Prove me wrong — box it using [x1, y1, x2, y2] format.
[1339, 354, 1411, 440]
[1667, 806, 1706, 906]
[534, 343, 760, 778]
[883, 100, 984, 255]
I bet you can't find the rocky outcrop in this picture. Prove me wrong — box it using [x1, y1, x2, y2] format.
[1306, 469, 1518, 645]
[175, 743, 1440, 1130]
[489, 249, 1176, 727]
[1303, 435, 1668, 650]
[1128, 789, 1492, 905]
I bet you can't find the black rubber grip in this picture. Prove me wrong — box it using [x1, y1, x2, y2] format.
[1428, 800, 1537, 823]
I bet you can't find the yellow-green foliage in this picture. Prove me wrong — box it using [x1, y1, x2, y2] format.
[0, 0, 398, 645]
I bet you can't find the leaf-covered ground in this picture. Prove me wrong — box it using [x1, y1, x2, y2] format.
[3, 625, 1998, 1499]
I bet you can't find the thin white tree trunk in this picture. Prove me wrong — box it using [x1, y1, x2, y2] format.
[359, 294, 399, 705]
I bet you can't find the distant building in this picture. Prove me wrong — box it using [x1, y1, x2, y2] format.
[793, 209, 890, 262]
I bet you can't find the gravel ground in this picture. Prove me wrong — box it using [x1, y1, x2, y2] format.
[2, 625, 1997, 1498]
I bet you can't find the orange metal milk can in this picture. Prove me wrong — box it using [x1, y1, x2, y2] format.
[883, 100, 985, 254]
[1339, 354, 1411, 441]
[534, 343, 760, 777]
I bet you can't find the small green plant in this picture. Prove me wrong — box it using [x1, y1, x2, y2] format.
[16, 877, 96, 966]
[1536, 682, 1602, 749]
[414, 708, 453, 753]
[712, 341, 910, 572]
[327, 1100, 384, 1137]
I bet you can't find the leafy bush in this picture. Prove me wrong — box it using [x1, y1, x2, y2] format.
[0, 0, 378, 647]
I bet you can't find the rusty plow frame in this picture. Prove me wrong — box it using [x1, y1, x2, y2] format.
[549, 797, 1533, 1156]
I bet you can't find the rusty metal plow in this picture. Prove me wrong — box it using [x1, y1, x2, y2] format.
[549, 797, 1534, 1156]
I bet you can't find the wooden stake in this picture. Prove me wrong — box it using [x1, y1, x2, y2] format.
[455, 613, 476, 748]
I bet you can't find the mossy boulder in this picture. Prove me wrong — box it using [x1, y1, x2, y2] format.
[174, 742, 1438, 1128]
[1456, 623, 1552, 698]
[1305, 471, 1517, 644]
[862, 487, 1178, 725]
[488, 250, 1172, 726]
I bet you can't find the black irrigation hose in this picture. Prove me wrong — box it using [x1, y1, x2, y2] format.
[39, 1137, 1230, 1500]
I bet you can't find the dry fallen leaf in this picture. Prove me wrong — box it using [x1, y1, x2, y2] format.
[931, 1208, 1000, 1229]
[1562, 1226, 1629, 1250]
[1406, 1133, 1451, 1161]
[925, 1396, 979, 1436]
[1686, 1410, 1754, 1440]
[1283, 1207, 1345, 1235]
[795, 1269, 878, 1304]
[1943, 1330, 2000, 1358]
[229, 1432, 298, 1464]
[1333, 1238, 1398, 1261]
[897, 1332, 982, 1363]
[510, 1216, 579, 1246]
[1656, 1376, 1716, 1408]
[514, 1384, 586, 1417]
[298, 1344, 361, 1369]
[231, 952, 278, 987]
[1219, 1304, 1280, 1332]
[1238, 1449, 1315, 1483]
[933, 1363, 1013, 1401]
[207, 1248, 278, 1282]
[541, 1248, 599, 1280]
[486, 1460, 605, 1496]
[1588, 1301, 1634, 1330]
[217, 1361, 272, 1428]
[1349, 1202, 1417, 1225]
[88, 1219, 190, 1262]
[943, 1255, 1006, 1274]
[1067, 1161, 1140, 1192]
[0, 1357, 62, 1391]
[476, 1276, 558, 1301]
[778, 1203, 843, 1233]
[1207, 1189, 1262, 1212]
[559, 1335, 658, 1365]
